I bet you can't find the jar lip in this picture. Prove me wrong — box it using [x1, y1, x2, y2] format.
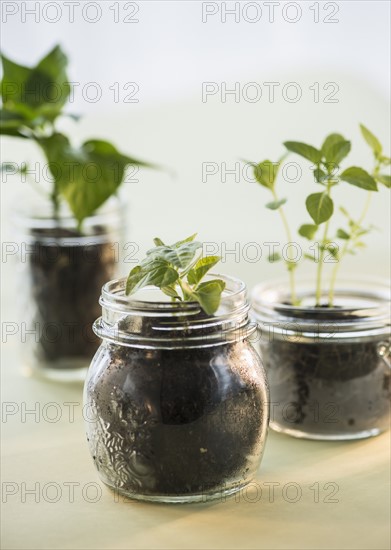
[101, 273, 247, 315]
[13, 196, 125, 238]
[95, 274, 254, 348]
[251, 276, 390, 338]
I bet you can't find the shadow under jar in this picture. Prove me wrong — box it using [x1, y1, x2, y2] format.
[84, 275, 269, 503]
[251, 279, 391, 441]
[15, 199, 124, 381]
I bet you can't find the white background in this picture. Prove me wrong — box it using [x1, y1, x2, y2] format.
[1, 0, 390, 291]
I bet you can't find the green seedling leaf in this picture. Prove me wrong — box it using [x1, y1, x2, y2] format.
[265, 198, 287, 210]
[1, 45, 70, 124]
[360, 124, 382, 156]
[306, 193, 334, 224]
[172, 233, 198, 247]
[161, 285, 181, 299]
[187, 255, 221, 285]
[126, 236, 225, 315]
[314, 167, 327, 183]
[192, 279, 226, 315]
[326, 140, 351, 166]
[126, 260, 179, 296]
[321, 133, 344, 160]
[298, 224, 318, 240]
[268, 252, 281, 262]
[254, 160, 279, 189]
[376, 174, 391, 188]
[336, 229, 350, 239]
[284, 141, 322, 164]
[39, 133, 154, 225]
[147, 241, 202, 270]
[340, 167, 378, 191]
[153, 237, 165, 246]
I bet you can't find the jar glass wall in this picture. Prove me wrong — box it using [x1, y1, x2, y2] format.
[251, 278, 391, 440]
[15, 198, 125, 381]
[84, 275, 269, 503]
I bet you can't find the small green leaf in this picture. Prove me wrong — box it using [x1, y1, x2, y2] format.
[153, 237, 165, 247]
[376, 174, 391, 188]
[340, 167, 378, 191]
[254, 160, 279, 189]
[304, 253, 315, 261]
[1, 45, 70, 123]
[125, 260, 179, 296]
[284, 141, 322, 164]
[192, 279, 226, 315]
[360, 124, 382, 156]
[187, 255, 221, 285]
[265, 198, 287, 210]
[172, 233, 198, 247]
[298, 224, 318, 240]
[148, 241, 202, 270]
[268, 252, 281, 262]
[161, 285, 181, 299]
[326, 140, 351, 165]
[306, 193, 334, 224]
[321, 133, 344, 160]
[336, 229, 350, 240]
[314, 168, 327, 183]
[39, 134, 154, 225]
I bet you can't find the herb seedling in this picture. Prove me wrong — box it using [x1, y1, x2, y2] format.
[126, 234, 225, 315]
[246, 124, 390, 306]
[1, 45, 157, 228]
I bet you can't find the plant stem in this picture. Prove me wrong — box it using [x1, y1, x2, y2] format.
[272, 190, 298, 305]
[328, 192, 372, 306]
[315, 181, 333, 306]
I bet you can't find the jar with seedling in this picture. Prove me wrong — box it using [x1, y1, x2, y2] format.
[84, 234, 269, 502]
[249, 125, 390, 440]
[0, 45, 158, 380]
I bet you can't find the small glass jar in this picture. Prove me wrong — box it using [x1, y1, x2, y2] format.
[15, 198, 125, 381]
[251, 278, 391, 440]
[84, 275, 269, 503]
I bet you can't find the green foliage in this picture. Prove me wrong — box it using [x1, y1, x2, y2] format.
[306, 193, 334, 224]
[126, 234, 225, 315]
[284, 141, 322, 164]
[340, 167, 378, 191]
[246, 124, 390, 306]
[1, 45, 157, 228]
[298, 224, 318, 240]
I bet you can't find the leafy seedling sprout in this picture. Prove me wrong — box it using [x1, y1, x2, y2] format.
[245, 124, 390, 306]
[126, 234, 225, 315]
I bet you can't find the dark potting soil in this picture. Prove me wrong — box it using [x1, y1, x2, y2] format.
[27, 228, 117, 366]
[261, 339, 390, 435]
[85, 337, 267, 497]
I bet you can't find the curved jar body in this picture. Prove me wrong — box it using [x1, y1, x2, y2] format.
[252, 279, 391, 440]
[15, 198, 124, 381]
[84, 275, 269, 503]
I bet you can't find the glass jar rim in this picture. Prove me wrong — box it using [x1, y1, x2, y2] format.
[13, 197, 125, 244]
[251, 276, 391, 342]
[94, 274, 256, 349]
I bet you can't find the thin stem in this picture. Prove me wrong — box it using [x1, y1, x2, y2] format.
[315, 179, 333, 306]
[272, 190, 298, 305]
[328, 192, 372, 305]
[315, 217, 331, 306]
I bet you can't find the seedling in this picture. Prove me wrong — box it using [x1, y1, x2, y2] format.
[0, 45, 157, 228]
[126, 234, 225, 315]
[246, 124, 390, 306]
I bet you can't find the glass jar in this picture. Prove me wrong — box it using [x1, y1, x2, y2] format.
[251, 278, 391, 440]
[14, 198, 125, 381]
[84, 275, 269, 503]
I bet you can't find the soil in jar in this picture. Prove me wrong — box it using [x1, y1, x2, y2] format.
[262, 338, 390, 435]
[28, 227, 117, 366]
[86, 315, 267, 497]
